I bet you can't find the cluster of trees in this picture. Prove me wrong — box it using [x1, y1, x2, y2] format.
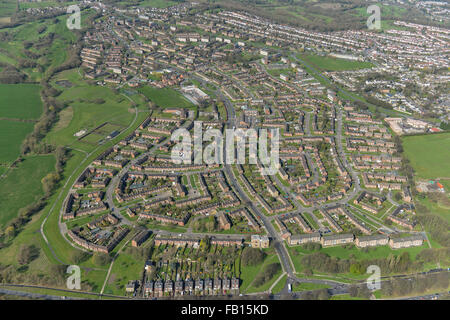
[125, 246, 151, 262]
[0, 63, 27, 84]
[92, 253, 112, 267]
[0, 147, 69, 248]
[0, 263, 71, 289]
[301, 251, 426, 275]
[191, 216, 218, 233]
[351, 271, 450, 299]
[301, 288, 331, 300]
[17, 245, 40, 266]
[241, 247, 266, 267]
[253, 262, 281, 287]
[416, 213, 449, 248]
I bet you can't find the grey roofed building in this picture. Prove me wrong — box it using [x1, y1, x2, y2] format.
[321, 233, 354, 246]
[289, 232, 321, 245]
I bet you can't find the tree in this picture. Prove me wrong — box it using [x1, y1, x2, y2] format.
[5, 225, 15, 238]
[71, 250, 90, 264]
[350, 262, 365, 275]
[93, 253, 111, 266]
[317, 288, 330, 300]
[349, 285, 358, 297]
[241, 247, 266, 267]
[17, 244, 40, 265]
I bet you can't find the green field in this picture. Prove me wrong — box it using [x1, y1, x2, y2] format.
[239, 248, 282, 294]
[297, 53, 374, 71]
[0, 84, 43, 119]
[292, 282, 330, 292]
[138, 86, 196, 110]
[138, 0, 178, 8]
[402, 133, 450, 180]
[0, 154, 55, 227]
[0, 0, 16, 18]
[103, 246, 146, 295]
[46, 71, 136, 151]
[0, 119, 35, 163]
[287, 243, 430, 278]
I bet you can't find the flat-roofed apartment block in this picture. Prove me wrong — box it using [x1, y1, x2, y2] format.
[355, 234, 389, 248]
[321, 233, 354, 247]
[251, 235, 270, 248]
[289, 232, 321, 246]
[389, 235, 423, 249]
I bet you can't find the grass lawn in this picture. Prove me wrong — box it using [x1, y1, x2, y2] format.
[103, 247, 146, 296]
[0, 84, 43, 119]
[0, 154, 55, 227]
[297, 53, 374, 72]
[239, 248, 282, 293]
[402, 133, 450, 180]
[138, 86, 196, 110]
[0, 120, 35, 164]
[292, 282, 330, 292]
[271, 274, 287, 294]
[415, 195, 450, 224]
[287, 243, 430, 277]
[45, 82, 135, 151]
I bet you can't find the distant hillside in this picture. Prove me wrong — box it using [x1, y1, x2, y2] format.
[190, 0, 446, 32]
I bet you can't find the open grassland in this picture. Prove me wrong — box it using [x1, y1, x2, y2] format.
[138, 86, 196, 110]
[297, 53, 374, 71]
[0, 0, 16, 18]
[0, 120, 34, 164]
[46, 70, 136, 152]
[0, 11, 90, 82]
[290, 243, 428, 261]
[0, 84, 42, 119]
[103, 246, 146, 296]
[292, 282, 330, 292]
[239, 248, 282, 293]
[402, 133, 450, 180]
[287, 243, 431, 280]
[18, 1, 77, 9]
[0, 155, 55, 227]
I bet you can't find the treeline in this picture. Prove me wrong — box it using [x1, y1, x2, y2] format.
[241, 247, 266, 267]
[416, 213, 450, 248]
[381, 272, 449, 297]
[253, 262, 281, 287]
[0, 62, 27, 84]
[349, 271, 449, 298]
[0, 147, 70, 247]
[300, 250, 432, 276]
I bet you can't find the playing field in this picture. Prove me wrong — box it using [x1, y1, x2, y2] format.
[297, 53, 374, 71]
[0, 155, 55, 227]
[0, 84, 43, 120]
[402, 133, 450, 180]
[0, 120, 35, 164]
[45, 83, 135, 151]
[138, 86, 196, 109]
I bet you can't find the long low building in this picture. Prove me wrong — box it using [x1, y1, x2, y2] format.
[389, 235, 424, 249]
[321, 234, 354, 247]
[288, 232, 321, 246]
[355, 234, 389, 248]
